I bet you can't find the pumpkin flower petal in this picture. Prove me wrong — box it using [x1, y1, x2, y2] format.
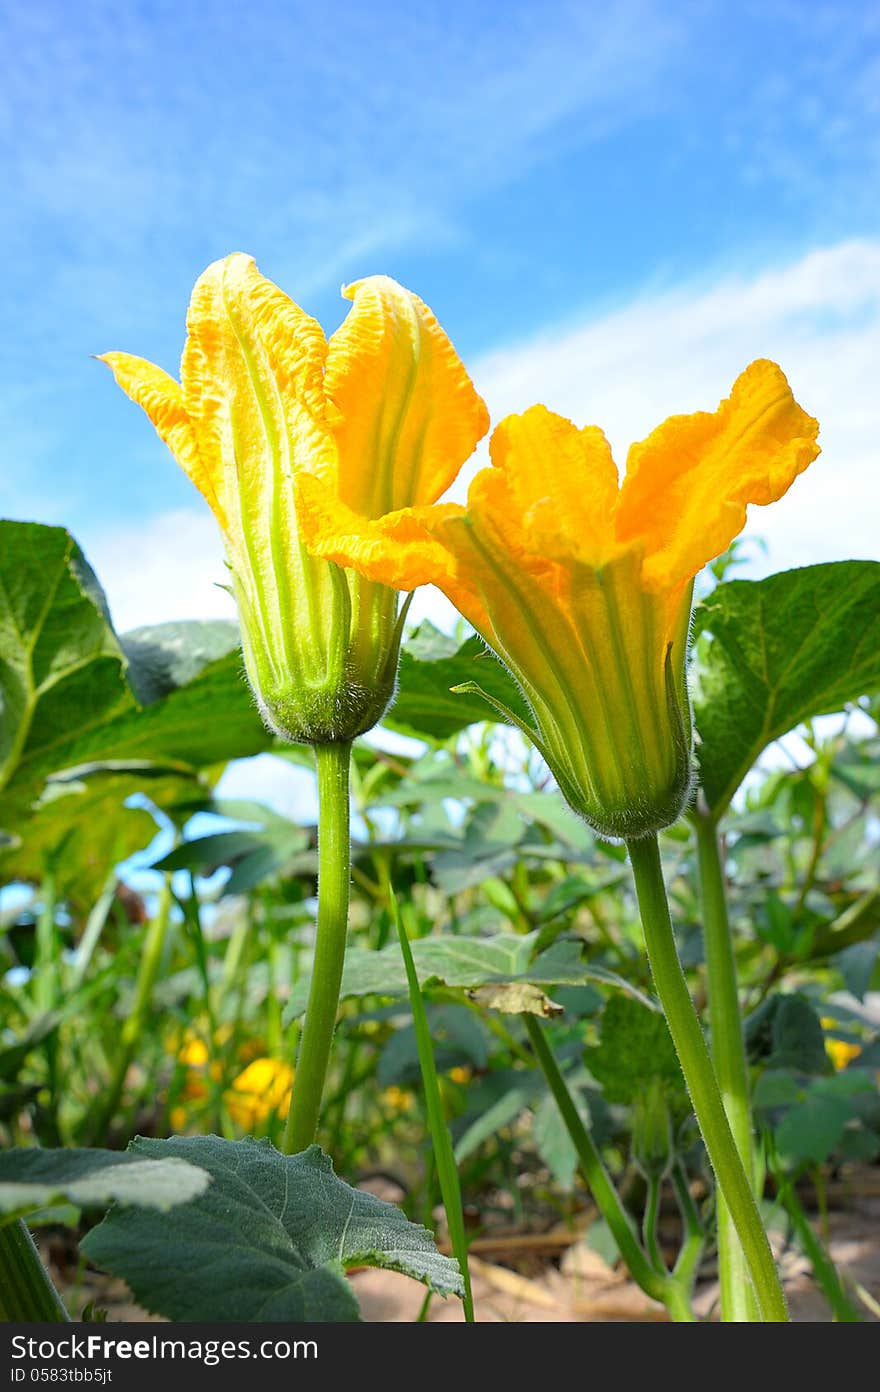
[296, 472, 489, 631]
[487, 406, 620, 568]
[617, 360, 820, 590]
[98, 352, 224, 526]
[325, 275, 490, 517]
[179, 253, 335, 560]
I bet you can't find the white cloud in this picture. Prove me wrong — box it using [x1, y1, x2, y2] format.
[85, 507, 233, 633]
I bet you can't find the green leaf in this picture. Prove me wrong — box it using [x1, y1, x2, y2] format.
[82, 1137, 463, 1322]
[377, 1005, 489, 1088]
[532, 1083, 590, 1190]
[121, 620, 240, 705]
[529, 1080, 590, 1191]
[283, 932, 652, 1023]
[585, 995, 685, 1108]
[0, 1147, 210, 1218]
[0, 522, 133, 821]
[0, 524, 274, 895]
[153, 817, 312, 896]
[57, 649, 271, 783]
[387, 622, 530, 740]
[1, 774, 163, 908]
[752, 1069, 801, 1110]
[744, 993, 830, 1075]
[837, 941, 880, 1001]
[692, 562, 880, 814]
[775, 1093, 856, 1167]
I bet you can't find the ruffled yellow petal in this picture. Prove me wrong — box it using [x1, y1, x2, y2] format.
[98, 352, 224, 526]
[486, 406, 620, 568]
[295, 471, 486, 628]
[616, 359, 820, 589]
[179, 253, 334, 550]
[324, 275, 489, 517]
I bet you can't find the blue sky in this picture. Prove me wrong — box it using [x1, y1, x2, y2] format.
[2, 0, 879, 629]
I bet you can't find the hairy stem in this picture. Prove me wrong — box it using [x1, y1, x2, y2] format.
[694, 806, 760, 1321]
[626, 835, 787, 1322]
[284, 741, 351, 1153]
[0, 1220, 69, 1321]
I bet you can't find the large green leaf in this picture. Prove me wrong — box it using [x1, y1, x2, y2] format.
[0, 774, 163, 908]
[0, 522, 133, 820]
[0, 523, 271, 879]
[284, 932, 652, 1023]
[82, 1137, 463, 1322]
[46, 649, 271, 784]
[0, 1147, 210, 1219]
[692, 562, 880, 815]
[0, 523, 274, 892]
[387, 622, 530, 740]
[121, 620, 240, 704]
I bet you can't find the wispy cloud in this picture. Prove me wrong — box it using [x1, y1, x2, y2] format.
[0, 0, 679, 343]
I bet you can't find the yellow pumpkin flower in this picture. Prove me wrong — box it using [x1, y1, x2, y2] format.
[381, 1085, 415, 1113]
[299, 361, 819, 836]
[176, 1035, 209, 1069]
[821, 1018, 862, 1071]
[225, 1057, 294, 1129]
[100, 254, 488, 744]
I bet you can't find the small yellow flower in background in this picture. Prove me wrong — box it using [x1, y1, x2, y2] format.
[177, 1036, 209, 1069]
[821, 1018, 862, 1071]
[448, 1066, 471, 1085]
[169, 1106, 188, 1133]
[225, 1057, 294, 1129]
[301, 361, 819, 836]
[382, 1085, 415, 1113]
[100, 255, 487, 745]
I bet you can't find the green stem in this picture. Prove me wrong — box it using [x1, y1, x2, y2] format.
[626, 835, 787, 1322]
[694, 807, 759, 1321]
[664, 1279, 699, 1323]
[395, 895, 474, 1322]
[284, 741, 351, 1154]
[86, 878, 174, 1144]
[643, 1173, 665, 1273]
[671, 1163, 705, 1290]
[0, 1220, 69, 1321]
[524, 1015, 695, 1320]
